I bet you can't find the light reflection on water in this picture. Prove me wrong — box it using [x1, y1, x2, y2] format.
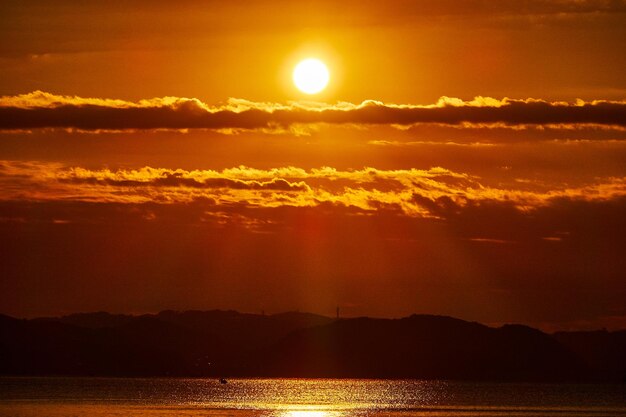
[282, 410, 333, 417]
[1, 377, 626, 416]
[187, 379, 449, 411]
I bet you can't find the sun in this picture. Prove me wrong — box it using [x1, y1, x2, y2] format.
[293, 58, 329, 94]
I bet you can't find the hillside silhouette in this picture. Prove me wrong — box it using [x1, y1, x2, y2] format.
[1, 311, 624, 381]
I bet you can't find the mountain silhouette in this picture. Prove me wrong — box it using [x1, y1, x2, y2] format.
[1, 311, 624, 381]
[254, 316, 585, 380]
[554, 329, 626, 382]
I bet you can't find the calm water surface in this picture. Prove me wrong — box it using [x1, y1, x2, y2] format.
[0, 377, 625, 417]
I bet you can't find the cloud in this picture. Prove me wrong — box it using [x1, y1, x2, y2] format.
[60, 172, 310, 192]
[1, 92, 625, 132]
[1, 160, 625, 220]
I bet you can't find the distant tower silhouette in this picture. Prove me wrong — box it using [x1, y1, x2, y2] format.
[336, 306, 339, 320]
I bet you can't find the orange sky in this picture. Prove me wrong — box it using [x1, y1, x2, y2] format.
[1, 0, 625, 331]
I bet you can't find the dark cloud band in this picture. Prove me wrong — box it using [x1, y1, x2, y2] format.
[1, 93, 625, 131]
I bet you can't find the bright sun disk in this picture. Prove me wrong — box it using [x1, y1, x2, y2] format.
[293, 58, 329, 94]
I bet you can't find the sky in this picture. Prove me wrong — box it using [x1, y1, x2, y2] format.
[1, 0, 625, 331]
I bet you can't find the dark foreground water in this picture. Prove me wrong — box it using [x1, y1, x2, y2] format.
[0, 377, 625, 417]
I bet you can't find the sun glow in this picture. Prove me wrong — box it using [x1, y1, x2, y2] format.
[293, 58, 330, 94]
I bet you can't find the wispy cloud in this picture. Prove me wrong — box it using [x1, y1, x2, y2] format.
[1, 161, 625, 220]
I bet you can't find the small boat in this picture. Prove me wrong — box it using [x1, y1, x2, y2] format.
[219, 378, 227, 384]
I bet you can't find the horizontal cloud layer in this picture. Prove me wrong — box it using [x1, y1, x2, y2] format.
[1, 92, 625, 132]
[1, 160, 625, 221]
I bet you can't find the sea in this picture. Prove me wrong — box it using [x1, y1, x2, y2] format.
[0, 377, 625, 417]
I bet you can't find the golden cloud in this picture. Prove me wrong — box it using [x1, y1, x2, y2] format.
[1, 161, 625, 219]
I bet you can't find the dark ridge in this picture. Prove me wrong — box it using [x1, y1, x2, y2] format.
[35, 311, 135, 328]
[254, 316, 585, 381]
[0, 310, 623, 381]
[553, 329, 626, 382]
